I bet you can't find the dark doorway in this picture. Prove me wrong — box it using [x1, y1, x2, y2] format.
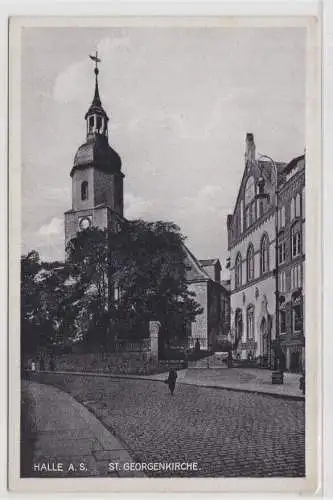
[290, 351, 301, 373]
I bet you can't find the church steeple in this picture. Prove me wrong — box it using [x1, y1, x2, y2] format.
[85, 52, 109, 140]
[65, 51, 125, 247]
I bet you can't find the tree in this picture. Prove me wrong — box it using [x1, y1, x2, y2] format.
[21, 251, 74, 355]
[110, 220, 203, 342]
[65, 221, 203, 347]
[65, 228, 114, 348]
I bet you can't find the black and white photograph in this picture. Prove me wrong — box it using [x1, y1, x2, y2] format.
[7, 15, 321, 492]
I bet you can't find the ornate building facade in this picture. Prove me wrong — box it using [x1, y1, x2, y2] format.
[227, 134, 305, 372]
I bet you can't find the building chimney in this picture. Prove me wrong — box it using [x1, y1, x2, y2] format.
[245, 133, 256, 163]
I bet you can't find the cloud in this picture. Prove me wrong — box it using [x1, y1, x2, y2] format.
[124, 193, 155, 219]
[177, 185, 231, 218]
[38, 217, 64, 236]
[52, 36, 131, 104]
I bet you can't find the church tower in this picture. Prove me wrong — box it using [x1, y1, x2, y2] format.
[64, 53, 125, 246]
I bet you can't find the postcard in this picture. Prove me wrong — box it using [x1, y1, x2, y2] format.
[8, 13, 321, 494]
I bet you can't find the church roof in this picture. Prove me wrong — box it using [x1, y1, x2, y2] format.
[199, 258, 221, 269]
[71, 134, 122, 176]
[183, 245, 211, 282]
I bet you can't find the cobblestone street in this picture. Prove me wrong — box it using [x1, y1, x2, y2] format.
[34, 373, 305, 477]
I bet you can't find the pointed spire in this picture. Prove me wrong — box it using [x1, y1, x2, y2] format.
[85, 51, 109, 137]
[89, 51, 102, 107]
[92, 66, 102, 107]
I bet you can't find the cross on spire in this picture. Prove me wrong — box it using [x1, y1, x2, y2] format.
[89, 51, 101, 75]
[88, 51, 102, 107]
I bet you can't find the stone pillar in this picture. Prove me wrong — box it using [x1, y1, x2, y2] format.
[286, 348, 291, 371]
[149, 321, 160, 363]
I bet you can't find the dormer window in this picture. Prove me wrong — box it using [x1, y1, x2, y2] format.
[81, 181, 88, 201]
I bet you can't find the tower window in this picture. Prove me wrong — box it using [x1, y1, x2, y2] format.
[89, 116, 94, 130]
[81, 181, 88, 201]
[96, 116, 102, 130]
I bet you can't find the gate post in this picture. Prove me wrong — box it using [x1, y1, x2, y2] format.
[149, 320, 160, 364]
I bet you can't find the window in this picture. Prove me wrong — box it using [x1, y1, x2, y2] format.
[290, 195, 301, 221]
[246, 244, 254, 282]
[278, 231, 286, 264]
[244, 177, 256, 230]
[234, 212, 241, 238]
[235, 253, 242, 288]
[280, 310, 286, 333]
[302, 187, 305, 218]
[295, 193, 301, 217]
[279, 271, 286, 293]
[252, 202, 256, 223]
[246, 206, 251, 229]
[278, 206, 286, 230]
[290, 198, 295, 221]
[89, 115, 94, 129]
[245, 176, 255, 205]
[293, 303, 303, 332]
[247, 305, 255, 339]
[260, 234, 270, 274]
[291, 264, 302, 290]
[258, 199, 264, 217]
[81, 181, 88, 201]
[96, 116, 102, 130]
[291, 225, 301, 258]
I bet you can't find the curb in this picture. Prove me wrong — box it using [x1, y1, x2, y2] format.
[25, 369, 305, 401]
[23, 380, 146, 478]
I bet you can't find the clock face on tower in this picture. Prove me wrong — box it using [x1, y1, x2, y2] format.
[79, 216, 92, 230]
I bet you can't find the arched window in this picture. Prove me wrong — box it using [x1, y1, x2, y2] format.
[89, 115, 94, 131]
[260, 234, 270, 274]
[235, 253, 242, 288]
[278, 231, 286, 264]
[246, 244, 254, 282]
[245, 176, 255, 205]
[235, 309, 243, 349]
[81, 181, 88, 201]
[247, 305, 255, 339]
[295, 193, 301, 217]
[290, 198, 295, 221]
[244, 176, 256, 229]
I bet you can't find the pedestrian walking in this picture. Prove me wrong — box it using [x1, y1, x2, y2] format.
[166, 368, 178, 396]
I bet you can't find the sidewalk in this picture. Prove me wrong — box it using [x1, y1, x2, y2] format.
[140, 367, 305, 400]
[30, 366, 305, 400]
[21, 380, 145, 477]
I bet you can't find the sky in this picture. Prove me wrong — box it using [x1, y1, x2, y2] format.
[21, 26, 306, 277]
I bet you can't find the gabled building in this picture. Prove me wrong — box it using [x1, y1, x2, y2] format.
[227, 133, 305, 372]
[184, 249, 230, 351]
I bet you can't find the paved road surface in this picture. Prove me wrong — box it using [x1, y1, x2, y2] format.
[30, 373, 305, 477]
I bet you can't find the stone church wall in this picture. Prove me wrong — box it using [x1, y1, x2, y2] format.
[49, 352, 164, 376]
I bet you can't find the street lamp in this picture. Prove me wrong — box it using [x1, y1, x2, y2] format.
[256, 154, 283, 384]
